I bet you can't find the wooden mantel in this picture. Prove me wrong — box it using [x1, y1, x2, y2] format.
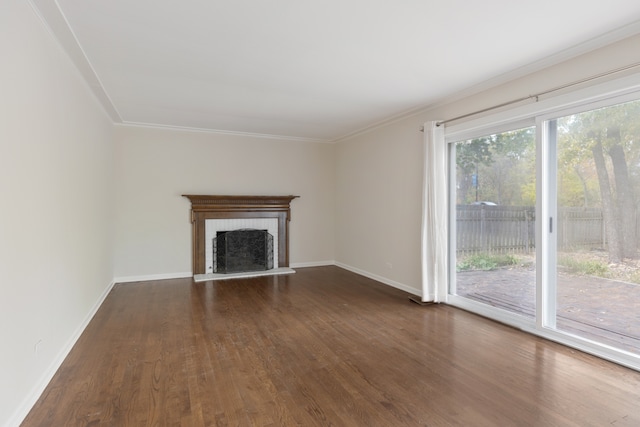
[183, 195, 299, 275]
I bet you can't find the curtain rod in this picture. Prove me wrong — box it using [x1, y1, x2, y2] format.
[427, 61, 640, 128]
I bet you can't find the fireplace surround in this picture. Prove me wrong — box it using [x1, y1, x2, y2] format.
[183, 195, 298, 275]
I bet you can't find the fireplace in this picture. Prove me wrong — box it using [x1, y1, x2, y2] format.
[214, 229, 274, 273]
[205, 218, 279, 273]
[182, 195, 298, 276]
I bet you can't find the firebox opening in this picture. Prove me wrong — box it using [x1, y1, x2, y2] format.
[214, 229, 274, 274]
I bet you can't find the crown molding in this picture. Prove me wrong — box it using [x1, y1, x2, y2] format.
[28, 0, 122, 122]
[333, 19, 640, 144]
[116, 122, 331, 143]
[27, 1, 640, 145]
[426, 19, 640, 113]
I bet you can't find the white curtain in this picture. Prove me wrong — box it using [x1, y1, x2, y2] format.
[421, 121, 448, 302]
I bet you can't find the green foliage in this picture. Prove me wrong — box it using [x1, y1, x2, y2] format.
[455, 99, 640, 210]
[456, 253, 519, 272]
[557, 98, 640, 208]
[520, 181, 536, 205]
[456, 127, 535, 205]
[456, 138, 494, 174]
[558, 254, 609, 277]
[558, 167, 589, 207]
[628, 271, 640, 285]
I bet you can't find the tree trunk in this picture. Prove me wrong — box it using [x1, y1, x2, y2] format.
[458, 173, 471, 204]
[592, 141, 623, 262]
[609, 139, 637, 258]
[573, 164, 590, 207]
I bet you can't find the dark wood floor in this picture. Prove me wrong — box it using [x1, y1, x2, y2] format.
[23, 266, 640, 426]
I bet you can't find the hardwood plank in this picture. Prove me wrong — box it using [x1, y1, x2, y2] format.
[22, 266, 640, 426]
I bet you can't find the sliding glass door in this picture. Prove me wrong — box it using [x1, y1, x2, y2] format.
[451, 126, 537, 319]
[551, 99, 640, 355]
[448, 94, 640, 366]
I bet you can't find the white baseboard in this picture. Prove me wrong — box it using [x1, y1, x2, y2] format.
[334, 262, 421, 297]
[115, 265, 338, 283]
[194, 267, 295, 282]
[114, 271, 193, 283]
[290, 260, 336, 268]
[7, 279, 116, 427]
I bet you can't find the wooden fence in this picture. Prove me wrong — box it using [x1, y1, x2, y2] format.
[456, 205, 604, 255]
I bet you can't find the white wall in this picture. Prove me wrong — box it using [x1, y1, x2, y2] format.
[0, 1, 115, 425]
[335, 121, 423, 293]
[334, 33, 640, 296]
[4, 2, 640, 423]
[113, 125, 335, 280]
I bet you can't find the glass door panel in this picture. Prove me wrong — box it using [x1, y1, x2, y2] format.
[453, 126, 536, 318]
[554, 99, 640, 354]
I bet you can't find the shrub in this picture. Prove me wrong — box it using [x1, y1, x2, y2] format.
[457, 253, 518, 272]
[629, 271, 640, 284]
[558, 254, 608, 277]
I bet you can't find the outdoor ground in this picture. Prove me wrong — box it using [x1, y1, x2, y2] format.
[456, 252, 640, 354]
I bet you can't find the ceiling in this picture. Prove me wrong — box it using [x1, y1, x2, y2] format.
[31, 1, 640, 142]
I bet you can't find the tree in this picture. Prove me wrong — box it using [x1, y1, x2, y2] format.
[455, 127, 535, 205]
[491, 127, 535, 205]
[557, 99, 640, 261]
[557, 131, 599, 207]
[455, 137, 494, 204]
[591, 139, 623, 262]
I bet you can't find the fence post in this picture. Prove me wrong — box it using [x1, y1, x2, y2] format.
[602, 209, 606, 249]
[481, 207, 486, 251]
[525, 208, 530, 253]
